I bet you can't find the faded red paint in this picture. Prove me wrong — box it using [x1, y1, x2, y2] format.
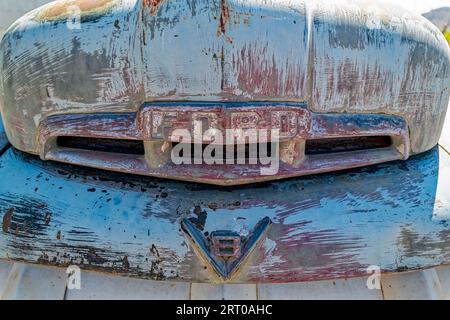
[231, 43, 304, 98]
[144, 0, 167, 16]
[246, 222, 366, 283]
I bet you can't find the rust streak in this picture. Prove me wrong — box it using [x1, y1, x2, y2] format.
[144, 0, 167, 16]
[2, 208, 14, 233]
[217, 0, 231, 37]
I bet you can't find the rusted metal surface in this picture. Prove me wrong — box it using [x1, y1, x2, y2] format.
[0, 0, 449, 167]
[0, 142, 450, 283]
[34, 103, 410, 185]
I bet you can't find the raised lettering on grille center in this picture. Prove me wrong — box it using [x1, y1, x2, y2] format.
[140, 106, 311, 142]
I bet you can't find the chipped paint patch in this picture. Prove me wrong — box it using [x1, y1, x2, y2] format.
[36, 0, 115, 21]
[217, 0, 231, 37]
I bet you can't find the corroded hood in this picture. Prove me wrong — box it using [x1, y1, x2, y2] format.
[0, 0, 449, 155]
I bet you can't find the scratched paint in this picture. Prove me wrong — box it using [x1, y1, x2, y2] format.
[0, 0, 449, 171]
[0, 145, 450, 283]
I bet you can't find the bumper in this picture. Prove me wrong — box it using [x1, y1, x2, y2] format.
[1, 140, 450, 283]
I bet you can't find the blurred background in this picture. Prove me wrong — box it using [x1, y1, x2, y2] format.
[0, 0, 450, 41]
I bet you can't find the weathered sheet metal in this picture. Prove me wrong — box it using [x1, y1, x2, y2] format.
[0, 0, 449, 159]
[1, 142, 450, 283]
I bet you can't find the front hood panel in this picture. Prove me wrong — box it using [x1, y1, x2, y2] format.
[1, 0, 449, 155]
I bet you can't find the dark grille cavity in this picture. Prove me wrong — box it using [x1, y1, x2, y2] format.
[305, 136, 392, 155]
[57, 136, 145, 155]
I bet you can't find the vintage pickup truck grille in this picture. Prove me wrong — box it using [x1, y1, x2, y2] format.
[37, 103, 410, 185]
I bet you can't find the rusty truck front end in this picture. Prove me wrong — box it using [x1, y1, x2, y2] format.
[1, 0, 450, 285]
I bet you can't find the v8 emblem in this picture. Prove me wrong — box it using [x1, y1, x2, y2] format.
[181, 217, 272, 281]
[210, 231, 242, 258]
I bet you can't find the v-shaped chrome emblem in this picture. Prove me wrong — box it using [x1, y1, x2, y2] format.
[181, 217, 272, 281]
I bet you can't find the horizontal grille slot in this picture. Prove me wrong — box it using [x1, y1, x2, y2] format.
[57, 136, 145, 155]
[55, 136, 393, 164]
[305, 136, 392, 155]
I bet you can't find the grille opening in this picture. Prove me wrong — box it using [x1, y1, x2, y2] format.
[172, 142, 274, 164]
[305, 136, 392, 155]
[57, 136, 145, 155]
